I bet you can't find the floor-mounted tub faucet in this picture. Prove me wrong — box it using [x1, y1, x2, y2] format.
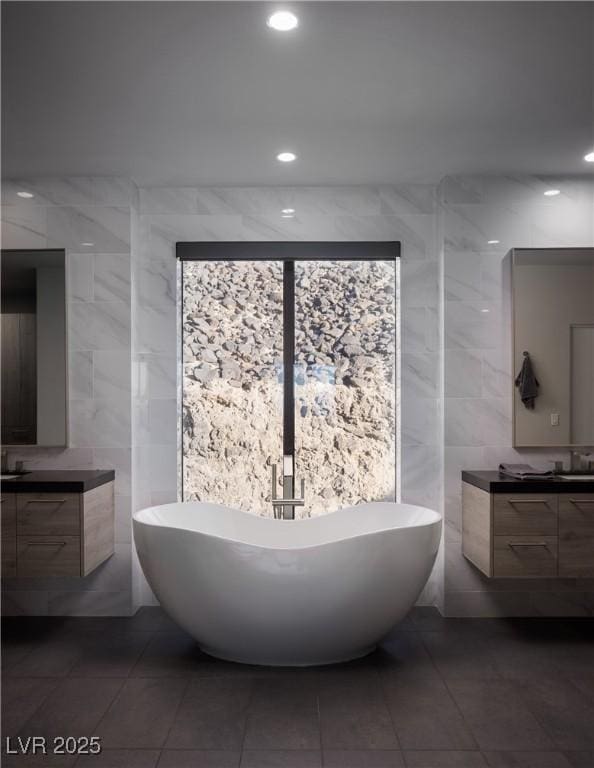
[271, 455, 305, 520]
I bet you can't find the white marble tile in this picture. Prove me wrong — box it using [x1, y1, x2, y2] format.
[149, 445, 177, 493]
[94, 254, 130, 302]
[445, 350, 482, 397]
[401, 260, 439, 308]
[445, 399, 485, 447]
[2, 177, 135, 207]
[445, 301, 500, 350]
[68, 253, 94, 302]
[1, 205, 47, 249]
[334, 215, 428, 249]
[134, 304, 176, 355]
[150, 213, 243, 242]
[6, 447, 94, 471]
[241, 214, 338, 241]
[134, 399, 151, 446]
[529, 199, 594, 248]
[402, 351, 439, 399]
[93, 350, 131, 399]
[139, 186, 198, 214]
[480, 446, 567, 472]
[193, 186, 382, 216]
[114, 494, 132, 544]
[151, 489, 178, 505]
[445, 251, 483, 302]
[481, 397, 512, 446]
[47, 206, 130, 253]
[402, 396, 439, 446]
[93, 446, 132, 496]
[69, 351, 93, 399]
[444, 204, 531, 254]
[481, 349, 510, 398]
[441, 174, 592, 207]
[402, 307, 428, 353]
[47, 590, 132, 617]
[134, 257, 176, 308]
[401, 445, 441, 509]
[479, 252, 505, 301]
[149, 399, 178, 446]
[69, 301, 130, 351]
[134, 354, 177, 400]
[444, 446, 487, 505]
[379, 185, 436, 215]
[69, 398, 131, 448]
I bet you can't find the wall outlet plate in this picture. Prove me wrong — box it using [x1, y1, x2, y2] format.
[551, 413, 560, 426]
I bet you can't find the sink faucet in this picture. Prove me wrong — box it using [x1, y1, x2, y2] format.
[570, 450, 593, 472]
[270, 455, 306, 520]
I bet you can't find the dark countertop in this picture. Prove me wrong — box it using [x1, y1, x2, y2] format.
[462, 470, 594, 493]
[0, 469, 115, 493]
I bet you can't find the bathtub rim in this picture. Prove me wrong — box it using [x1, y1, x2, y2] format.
[133, 500, 442, 552]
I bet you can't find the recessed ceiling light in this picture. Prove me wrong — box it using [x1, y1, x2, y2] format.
[281, 208, 295, 215]
[267, 11, 298, 31]
[487, 239, 500, 245]
[480, 309, 490, 313]
[17, 191, 34, 199]
[81, 242, 95, 247]
[276, 151, 297, 163]
[544, 189, 560, 197]
[584, 151, 594, 162]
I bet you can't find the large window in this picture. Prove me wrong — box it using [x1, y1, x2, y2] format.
[180, 243, 399, 517]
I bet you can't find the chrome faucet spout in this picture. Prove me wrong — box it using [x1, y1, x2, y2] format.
[270, 457, 306, 519]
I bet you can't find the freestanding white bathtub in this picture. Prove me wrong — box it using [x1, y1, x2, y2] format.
[133, 501, 441, 666]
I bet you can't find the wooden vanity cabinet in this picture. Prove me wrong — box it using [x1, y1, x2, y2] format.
[462, 481, 594, 579]
[558, 493, 594, 577]
[1, 481, 114, 578]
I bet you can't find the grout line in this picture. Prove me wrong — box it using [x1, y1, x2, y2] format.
[416, 630, 481, 751]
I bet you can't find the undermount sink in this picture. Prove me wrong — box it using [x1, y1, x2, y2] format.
[559, 474, 594, 480]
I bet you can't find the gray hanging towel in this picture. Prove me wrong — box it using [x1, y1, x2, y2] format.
[515, 352, 539, 410]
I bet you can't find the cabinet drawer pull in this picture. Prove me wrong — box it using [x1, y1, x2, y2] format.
[508, 541, 549, 549]
[508, 499, 550, 504]
[25, 499, 67, 504]
[569, 499, 594, 505]
[25, 541, 67, 547]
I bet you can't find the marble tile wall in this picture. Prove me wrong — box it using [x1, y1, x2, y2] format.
[1, 178, 136, 616]
[441, 174, 594, 616]
[134, 185, 444, 608]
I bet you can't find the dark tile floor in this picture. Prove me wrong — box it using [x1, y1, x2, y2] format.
[2, 607, 594, 768]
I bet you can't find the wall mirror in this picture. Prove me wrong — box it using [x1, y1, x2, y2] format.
[512, 247, 594, 448]
[1, 249, 68, 447]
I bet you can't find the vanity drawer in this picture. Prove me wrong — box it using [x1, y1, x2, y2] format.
[1, 494, 17, 577]
[558, 494, 594, 577]
[17, 493, 81, 536]
[493, 493, 557, 536]
[494, 535, 558, 577]
[17, 536, 81, 577]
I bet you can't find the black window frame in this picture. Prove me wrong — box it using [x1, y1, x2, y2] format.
[178, 241, 400, 495]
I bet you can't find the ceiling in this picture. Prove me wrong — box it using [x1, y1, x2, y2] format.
[2, 1, 593, 186]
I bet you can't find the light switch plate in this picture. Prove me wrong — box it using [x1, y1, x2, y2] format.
[551, 413, 560, 426]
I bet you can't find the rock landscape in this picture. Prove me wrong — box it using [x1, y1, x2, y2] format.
[182, 259, 396, 517]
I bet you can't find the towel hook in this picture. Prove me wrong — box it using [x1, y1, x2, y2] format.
[523, 350, 530, 357]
